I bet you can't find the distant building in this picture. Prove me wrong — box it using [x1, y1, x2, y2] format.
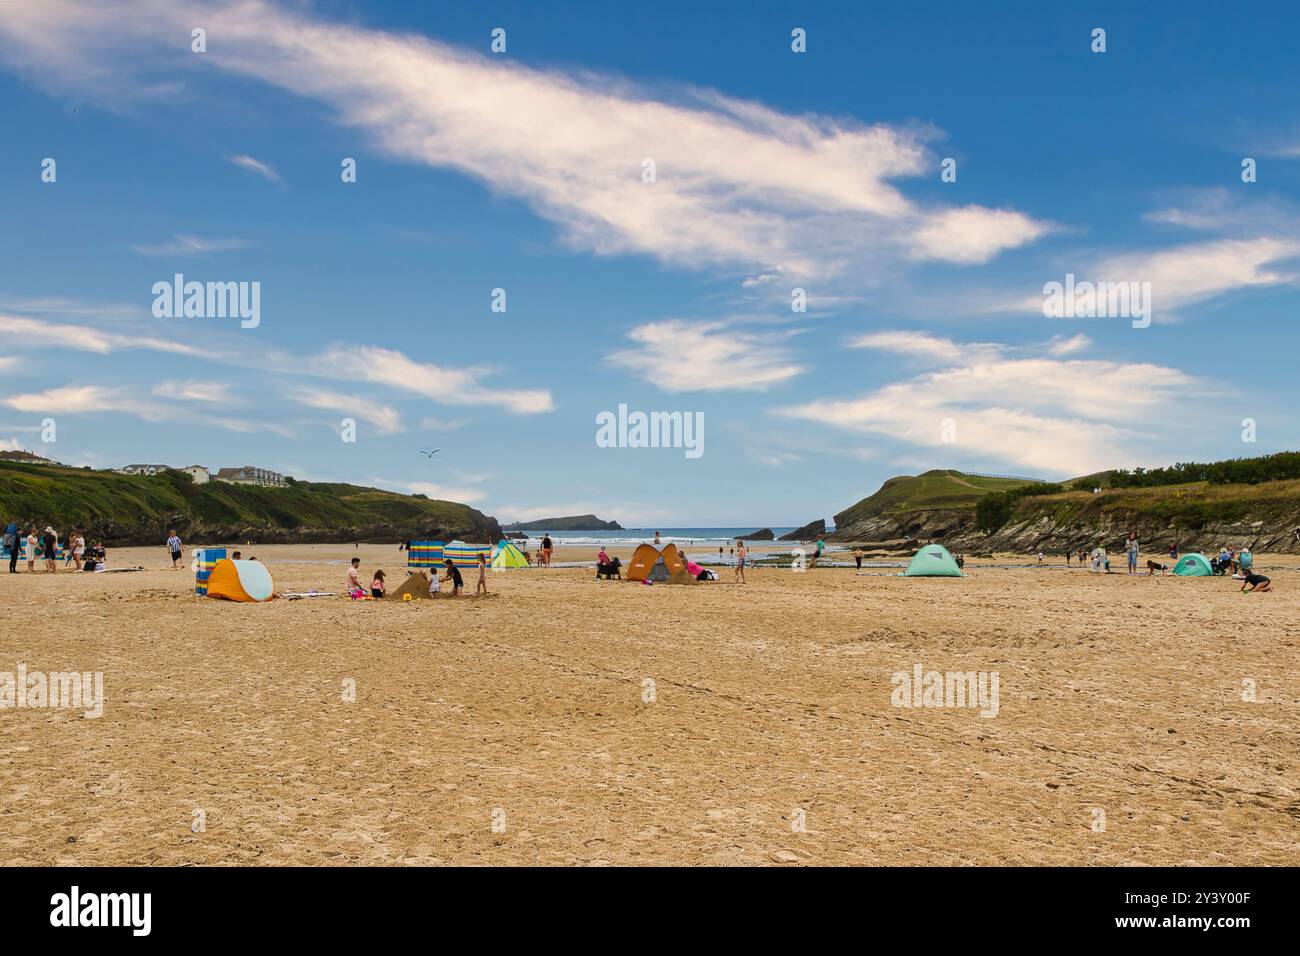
[182, 465, 210, 485]
[118, 463, 171, 476]
[0, 449, 56, 466]
[214, 465, 287, 488]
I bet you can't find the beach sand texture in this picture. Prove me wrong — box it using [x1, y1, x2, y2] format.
[2, 545, 1296, 866]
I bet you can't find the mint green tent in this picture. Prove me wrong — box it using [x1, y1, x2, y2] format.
[903, 543, 963, 577]
[1173, 553, 1213, 576]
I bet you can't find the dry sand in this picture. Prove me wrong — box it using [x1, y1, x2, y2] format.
[1, 544, 1296, 866]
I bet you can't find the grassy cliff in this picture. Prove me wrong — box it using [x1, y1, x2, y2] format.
[0, 461, 500, 545]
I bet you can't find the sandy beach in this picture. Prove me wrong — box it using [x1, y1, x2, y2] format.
[1, 545, 1296, 866]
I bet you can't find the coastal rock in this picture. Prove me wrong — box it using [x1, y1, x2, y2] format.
[779, 519, 825, 541]
[739, 528, 775, 540]
[505, 515, 623, 531]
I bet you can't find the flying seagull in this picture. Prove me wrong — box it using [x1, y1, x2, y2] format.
[419, 449, 440, 458]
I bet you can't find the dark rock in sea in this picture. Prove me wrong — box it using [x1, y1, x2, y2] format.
[740, 528, 775, 540]
[779, 519, 826, 541]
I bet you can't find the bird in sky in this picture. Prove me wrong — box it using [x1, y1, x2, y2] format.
[419, 449, 440, 458]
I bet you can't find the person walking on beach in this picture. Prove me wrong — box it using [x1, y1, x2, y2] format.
[653, 531, 661, 546]
[852, 548, 864, 570]
[1125, 532, 1139, 575]
[3, 520, 17, 573]
[734, 539, 747, 584]
[541, 533, 553, 567]
[166, 529, 183, 569]
[475, 552, 488, 595]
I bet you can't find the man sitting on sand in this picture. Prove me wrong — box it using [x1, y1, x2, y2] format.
[1240, 571, 1272, 593]
[346, 557, 364, 596]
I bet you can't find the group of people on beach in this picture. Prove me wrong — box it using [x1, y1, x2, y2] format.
[3, 520, 104, 572]
[349, 553, 488, 599]
[1057, 531, 1274, 591]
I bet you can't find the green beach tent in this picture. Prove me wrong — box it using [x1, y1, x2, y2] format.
[903, 543, 964, 577]
[490, 539, 528, 570]
[1173, 553, 1213, 576]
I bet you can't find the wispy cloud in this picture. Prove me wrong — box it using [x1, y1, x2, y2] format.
[1, 384, 292, 436]
[131, 234, 253, 256]
[288, 385, 403, 434]
[777, 333, 1197, 475]
[154, 381, 233, 403]
[229, 154, 279, 181]
[0, 0, 1047, 283]
[314, 346, 553, 415]
[607, 319, 803, 391]
[0, 314, 203, 356]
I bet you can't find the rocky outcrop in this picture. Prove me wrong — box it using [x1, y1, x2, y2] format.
[779, 519, 825, 541]
[739, 528, 775, 540]
[505, 514, 623, 531]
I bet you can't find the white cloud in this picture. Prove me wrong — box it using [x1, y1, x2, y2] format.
[848, 330, 967, 363]
[404, 481, 484, 504]
[316, 346, 553, 415]
[1, 384, 292, 436]
[910, 206, 1049, 265]
[131, 234, 252, 256]
[0, 437, 22, 451]
[1027, 237, 1300, 318]
[1047, 334, 1091, 356]
[288, 386, 403, 434]
[0, 0, 1047, 281]
[0, 314, 202, 356]
[607, 320, 803, 391]
[776, 334, 1197, 476]
[229, 154, 279, 181]
[155, 381, 232, 403]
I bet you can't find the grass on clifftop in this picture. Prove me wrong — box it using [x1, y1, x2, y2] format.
[835, 470, 1035, 524]
[0, 461, 480, 531]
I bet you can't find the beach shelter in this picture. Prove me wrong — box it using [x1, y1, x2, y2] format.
[1173, 553, 1214, 576]
[625, 543, 662, 582]
[194, 547, 227, 596]
[387, 572, 434, 600]
[490, 539, 528, 570]
[444, 540, 492, 564]
[659, 544, 696, 584]
[406, 541, 444, 569]
[204, 558, 275, 602]
[903, 543, 964, 577]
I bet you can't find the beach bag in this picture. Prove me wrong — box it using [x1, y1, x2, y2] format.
[2, 532, 14, 550]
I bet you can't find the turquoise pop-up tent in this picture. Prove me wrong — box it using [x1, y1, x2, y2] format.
[1173, 553, 1213, 576]
[902, 543, 964, 577]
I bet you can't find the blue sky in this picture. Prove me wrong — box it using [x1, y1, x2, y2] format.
[1, 0, 1297, 526]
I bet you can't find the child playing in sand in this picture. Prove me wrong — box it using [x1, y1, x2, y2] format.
[442, 558, 464, 596]
[1146, 559, 1169, 575]
[371, 570, 386, 599]
[1240, 571, 1272, 593]
[476, 553, 488, 595]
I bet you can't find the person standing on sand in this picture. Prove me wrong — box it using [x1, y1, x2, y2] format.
[734, 539, 747, 584]
[3, 520, 17, 573]
[166, 530, 183, 569]
[653, 531, 661, 546]
[852, 548, 864, 570]
[1125, 532, 1139, 575]
[476, 552, 488, 595]
[70, 531, 85, 571]
[42, 527, 58, 572]
[541, 533, 553, 567]
[24, 528, 38, 572]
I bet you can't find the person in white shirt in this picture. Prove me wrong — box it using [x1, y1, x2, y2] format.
[166, 530, 184, 569]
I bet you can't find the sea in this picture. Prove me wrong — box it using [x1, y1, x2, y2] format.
[514, 527, 829, 552]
